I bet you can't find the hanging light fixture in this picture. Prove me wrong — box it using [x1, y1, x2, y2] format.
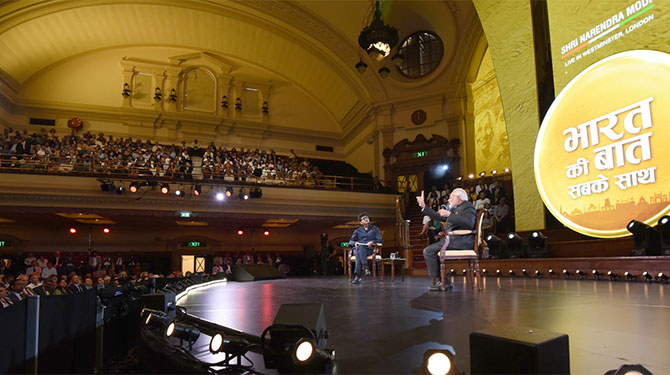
[358, 1, 398, 61]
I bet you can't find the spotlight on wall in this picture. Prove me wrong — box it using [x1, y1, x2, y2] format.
[175, 188, 184, 197]
[355, 60, 368, 74]
[69, 227, 77, 234]
[160, 183, 170, 194]
[225, 187, 234, 197]
[422, 347, 456, 375]
[264, 229, 271, 236]
[481, 269, 487, 275]
[491, 169, 498, 175]
[193, 185, 202, 196]
[250, 187, 263, 199]
[239, 188, 249, 200]
[479, 171, 486, 177]
[103, 227, 111, 234]
[237, 228, 244, 236]
[129, 182, 140, 193]
[627, 220, 660, 256]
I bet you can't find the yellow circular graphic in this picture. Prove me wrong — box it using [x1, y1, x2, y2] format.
[535, 50, 670, 238]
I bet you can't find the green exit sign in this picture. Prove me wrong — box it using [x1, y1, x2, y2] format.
[339, 241, 349, 247]
[0, 241, 7, 247]
[413, 151, 428, 158]
[186, 241, 205, 247]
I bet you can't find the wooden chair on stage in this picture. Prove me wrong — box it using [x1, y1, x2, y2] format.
[346, 242, 383, 281]
[439, 210, 486, 290]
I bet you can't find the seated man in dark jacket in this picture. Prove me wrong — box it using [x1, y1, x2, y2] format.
[349, 212, 383, 284]
[417, 188, 476, 291]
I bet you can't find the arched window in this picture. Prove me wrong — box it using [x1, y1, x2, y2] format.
[183, 68, 216, 112]
[396, 31, 444, 78]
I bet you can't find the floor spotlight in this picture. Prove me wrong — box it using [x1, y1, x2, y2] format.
[116, 185, 126, 195]
[160, 183, 170, 194]
[486, 234, 505, 259]
[175, 188, 184, 197]
[506, 233, 524, 258]
[481, 269, 487, 275]
[100, 181, 115, 192]
[658, 272, 668, 282]
[508, 269, 515, 277]
[129, 182, 140, 193]
[592, 270, 601, 279]
[142, 308, 168, 328]
[449, 269, 456, 276]
[658, 215, 670, 255]
[237, 228, 244, 236]
[534, 270, 542, 277]
[627, 220, 660, 256]
[193, 185, 202, 196]
[462, 269, 467, 275]
[239, 188, 249, 200]
[250, 187, 263, 198]
[642, 271, 652, 281]
[607, 271, 617, 280]
[225, 187, 234, 197]
[264, 229, 271, 236]
[69, 227, 77, 234]
[527, 231, 548, 257]
[548, 269, 555, 277]
[575, 269, 584, 278]
[495, 269, 501, 276]
[423, 348, 456, 375]
[166, 321, 200, 349]
[522, 269, 528, 277]
[103, 227, 111, 234]
[216, 192, 225, 201]
[563, 269, 570, 278]
[209, 332, 249, 355]
[625, 271, 635, 280]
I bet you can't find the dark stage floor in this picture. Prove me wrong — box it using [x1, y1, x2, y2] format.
[176, 276, 669, 374]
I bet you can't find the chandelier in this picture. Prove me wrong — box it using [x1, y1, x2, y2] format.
[356, 0, 399, 76]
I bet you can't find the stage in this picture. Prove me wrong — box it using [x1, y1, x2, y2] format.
[176, 276, 669, 374]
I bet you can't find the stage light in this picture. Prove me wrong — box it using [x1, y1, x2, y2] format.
[129, 182, 140, 193]
[100, 181, 115, 192]
[503, 168, 510, 173]
[116, 185, 125, 195]
[642, 271, 652, 281]
[548, 269, 555, 276]
[627, 220, 660, 256]
[575, 269, 583, 278]
[506, 233, 524, 258]
[69, 227, 77, 234]
[175, 188, 184, 197]
[486, 234, 505, 259]
[103, 227, 110, 234]
[481, 269, 487, 275]
[208, 332, 249, 355]
[462, 269, 467, 275]
[535, 270, 541, 277]
[607, 271, 617, 280]
[237, 228, 244, 236]
[264, 229, 270, 236]
[441, 165, 449, 171]
[468, 174, 475, 179]
[160, 183, 170, 194]
[605, 364, 653, 375]
[294, 338, 315, 363]
[479, 171, 486, 177]
[423, 348, 455, 375]
[166, 321, 200, 343]
[142, 308, 168, 328]
[508, 269, 515, 276]
[522, 269, 528, 276]
[527, 231, 548, 257]
[239, 188, 249, 200]
[225, 187, 233, 197]
[563, 269, 570, 278]
[625, 271, 635, 280]
[495, 269, 501, 276]
[449, 269, 455, 275]
[250, 187, 263, 199]
[592, 270, 601, 279]
[658, 272, 668, 282]
[193, 185, 201, 196]
[216, 192, 225, 201]
[659, 215, 670, 255]
[491, 169, 498, 175]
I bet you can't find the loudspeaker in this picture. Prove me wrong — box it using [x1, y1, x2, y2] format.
[470, 326, 569, 374]
[273, 303, 327, 347]
[232, 264, 285, 281]
[141, 292, 175, 313]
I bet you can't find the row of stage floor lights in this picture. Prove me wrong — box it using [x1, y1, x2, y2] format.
[486, 216, 670, 259]
[449, 268, 668, 283]
[100, 180, 262, 200]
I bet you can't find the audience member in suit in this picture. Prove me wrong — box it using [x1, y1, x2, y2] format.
[68, 275, 85, 293]
[8, 278, 26, 304]
[0, 286, 14, 308]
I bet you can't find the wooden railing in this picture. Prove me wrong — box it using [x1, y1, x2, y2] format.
[396, 195, 411, 268]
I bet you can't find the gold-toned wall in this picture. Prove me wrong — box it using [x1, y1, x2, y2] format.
[472, 0, 545, 231]
[471, 48, 511, 175]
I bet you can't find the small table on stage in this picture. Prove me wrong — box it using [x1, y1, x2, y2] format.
[380, 258, 406, 282]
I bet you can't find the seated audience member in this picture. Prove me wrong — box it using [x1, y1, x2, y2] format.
[0, 285, 13, 308]
[416, 188, 476, 292]
[23, 252, 36, 267]
[17, 275, 35, 297]
[25, 260, 41, 276]
[27, 273, 41, 290]
[474, 191, 490, 210]
[55, 279, 71, 295]
[84, 277, 94, 289]
[36, 255, 48, 269]
[41, 261, 58, 279]
[494, 196, 510, 233]
[0, 274, 6, 288]
[69, 275, 85, 293]
[7, 278, 27, 303]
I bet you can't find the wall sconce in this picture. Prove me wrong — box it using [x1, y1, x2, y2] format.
[122, 83, 131, 98]
[153, 87, 163, 101]
[168, 88, 177, 102]
[355, 60, 368, 74]
[235, 97, 242, 111]
[378, 66, 391, 78]
[221, 95, 229, 109]
[262, 101, 269, 114]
